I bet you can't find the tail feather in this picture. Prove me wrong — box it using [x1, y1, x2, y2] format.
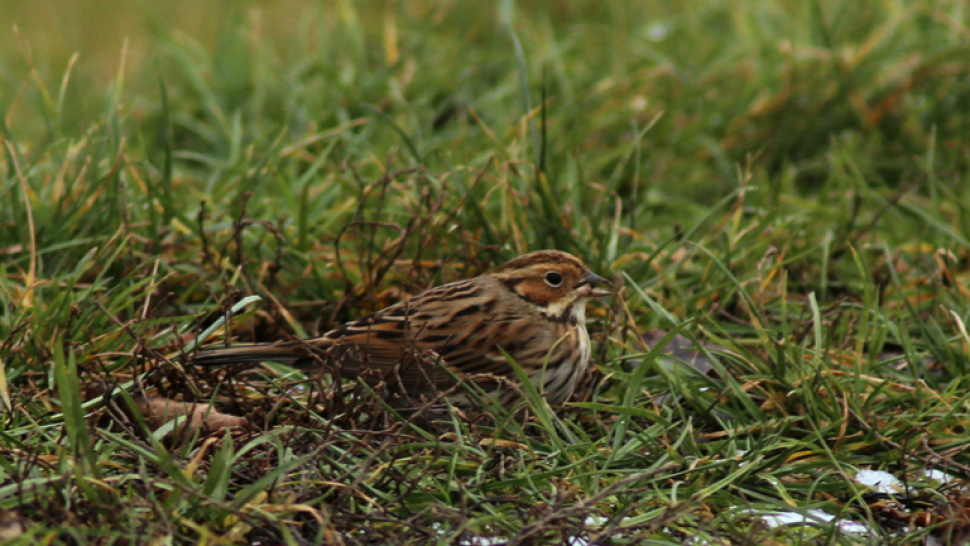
[188, 341, 309, 368]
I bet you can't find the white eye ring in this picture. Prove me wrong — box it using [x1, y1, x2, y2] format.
[544, 271, 563, 287]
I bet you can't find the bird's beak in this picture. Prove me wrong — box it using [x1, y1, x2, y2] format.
[577, 270, 612, 298]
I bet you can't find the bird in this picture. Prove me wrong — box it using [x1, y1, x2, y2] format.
[189, 250, 611, 407]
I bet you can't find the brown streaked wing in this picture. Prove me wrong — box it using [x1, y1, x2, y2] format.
[317, 311, 454, 391]
[407, 277, 533, 383]
[317, 277, 518, 392]
[430, 318, 528, 375]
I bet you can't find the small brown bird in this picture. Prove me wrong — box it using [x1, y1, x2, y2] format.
[190, 250, 610, 406]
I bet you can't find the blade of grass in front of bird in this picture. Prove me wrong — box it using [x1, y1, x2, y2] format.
[609, 324, 691, 460]
[499, 347, 568, 450]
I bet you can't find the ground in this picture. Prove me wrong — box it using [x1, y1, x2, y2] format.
[2, 0, 970, 544]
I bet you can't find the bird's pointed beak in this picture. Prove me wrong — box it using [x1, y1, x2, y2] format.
[577, 270, 612, 298]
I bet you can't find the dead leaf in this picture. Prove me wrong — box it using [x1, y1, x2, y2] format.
[136, 396, 248, 435]
[0, 509, 25, 540]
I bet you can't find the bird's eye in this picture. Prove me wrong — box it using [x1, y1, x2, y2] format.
[544, 271, 563, 287]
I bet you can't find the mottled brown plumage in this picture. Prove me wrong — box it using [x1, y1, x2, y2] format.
[189, 250, 610, 406]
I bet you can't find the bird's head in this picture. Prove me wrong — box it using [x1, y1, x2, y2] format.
[490, 250, 611, 321]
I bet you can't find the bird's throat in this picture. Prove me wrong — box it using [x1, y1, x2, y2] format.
[542, 299, 585, 325]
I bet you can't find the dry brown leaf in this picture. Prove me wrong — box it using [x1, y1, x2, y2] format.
[0, 509, 25, 540]
[136, 396, 248, 435]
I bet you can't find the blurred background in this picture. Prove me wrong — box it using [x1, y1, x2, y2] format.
[4, 0, 967, 206]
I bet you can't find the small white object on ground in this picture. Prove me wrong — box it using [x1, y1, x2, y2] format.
[760, 508, 871, 535]
[856, 469, 903, 494]
[922, 468, 957, 484]
[762, 508, 834, 528]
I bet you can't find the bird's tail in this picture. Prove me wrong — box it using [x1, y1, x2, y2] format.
[187, 341, 316, 368]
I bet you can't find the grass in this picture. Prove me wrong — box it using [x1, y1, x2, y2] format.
[3, 0, 970, 543]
